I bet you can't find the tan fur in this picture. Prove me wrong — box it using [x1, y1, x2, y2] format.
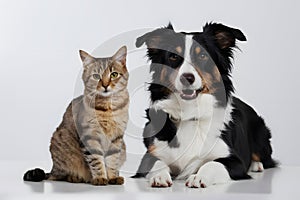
[48, 46, 129, 185]
[252, 153, 261, 162]
[48, 98, 92, 182]
[160, 67, 167, 83]
[195, 46, 201, 54]
[215, 32, 233, 49]
[175, 46, 183, 54]
[194, 65, 221, 94]
[213, 66, 221, 82]
[164, 67, 180, 93]
[148, 145, 156, 155]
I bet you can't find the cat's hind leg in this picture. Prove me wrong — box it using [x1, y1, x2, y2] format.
[50, 128, 91, 183]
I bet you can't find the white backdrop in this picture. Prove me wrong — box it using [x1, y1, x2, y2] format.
[1, 0, 299, 168]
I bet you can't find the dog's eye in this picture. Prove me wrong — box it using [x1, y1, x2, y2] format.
[199, 53, 208, 60]
[169, 53, 179, 61]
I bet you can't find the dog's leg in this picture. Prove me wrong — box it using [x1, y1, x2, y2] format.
[151, 99, 181, 120]
[214, 154, 252, 181]
[185, 161, 230, 188]
[131, 152, 158, 178]
[147, 160, 172, 187]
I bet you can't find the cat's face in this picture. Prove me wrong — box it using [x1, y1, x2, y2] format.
[80, 46, 128, 97]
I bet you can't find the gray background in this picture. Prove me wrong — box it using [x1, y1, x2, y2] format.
[0, 0, 299, 168]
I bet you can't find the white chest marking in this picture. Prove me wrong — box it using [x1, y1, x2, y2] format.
[151, 96, 234, 179]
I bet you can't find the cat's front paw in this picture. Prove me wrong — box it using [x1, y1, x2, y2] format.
[91, 177, 108, 186]
[185, 161, 230, 188]
[66, 175, 85, 183]
[150, 171, 172, 187]
[108, 176, 124, 185]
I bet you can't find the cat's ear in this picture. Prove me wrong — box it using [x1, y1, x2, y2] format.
[112, 46, 127, 65]
[79, 50, 95, 66]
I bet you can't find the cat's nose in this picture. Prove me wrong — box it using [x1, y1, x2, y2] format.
[101, 79, 110, 91]
[96, 81, 110, 92]
[103, 85, 108, 92]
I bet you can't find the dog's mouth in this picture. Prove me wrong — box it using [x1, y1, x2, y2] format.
[180, 88, 203, 100]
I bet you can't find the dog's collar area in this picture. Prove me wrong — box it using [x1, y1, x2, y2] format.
[169, 114, 199, 123]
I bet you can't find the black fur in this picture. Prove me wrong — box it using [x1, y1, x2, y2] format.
[143, 108, 179, 148]
[132, 108, 179, 178]
[215, 155, 252, 180]
[132, 22, 277, 180]
[215, 97, 277, 179]
[23, 168, 47, 182]
[131, 152, 158, 178]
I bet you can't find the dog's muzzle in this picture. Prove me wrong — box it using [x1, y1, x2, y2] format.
[180, 87, 203, 100]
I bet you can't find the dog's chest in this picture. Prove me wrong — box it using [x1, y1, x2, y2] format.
[153, 120, 209, 172]
[152, 105, 231, 176]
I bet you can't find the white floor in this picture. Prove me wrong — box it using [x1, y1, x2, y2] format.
[1, 161, 300, 200]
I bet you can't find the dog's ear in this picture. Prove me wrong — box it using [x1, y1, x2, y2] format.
[135, 22, 175, 48]
[203, 23, 246, 49]
[166, 22, 174, 30]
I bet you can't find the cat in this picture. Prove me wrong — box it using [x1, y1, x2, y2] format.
[23, 46, 129, 185]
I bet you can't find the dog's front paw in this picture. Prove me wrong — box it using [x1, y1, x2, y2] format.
[150, 171, 173, 187]
[152, 100, 181, 120]
[185, 161, 230, 188]
[186, 174, 206, 188]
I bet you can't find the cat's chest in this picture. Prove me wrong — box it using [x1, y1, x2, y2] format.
[79, 97, 128, 137]
[95, 111, 124, 136]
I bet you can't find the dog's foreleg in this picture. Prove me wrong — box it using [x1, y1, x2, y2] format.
[151, 99, 181, 120]
[185, 161, 230, 188]
[147, 160, 173, 187]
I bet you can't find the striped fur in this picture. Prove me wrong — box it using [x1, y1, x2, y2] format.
[23, 46, 129, 185]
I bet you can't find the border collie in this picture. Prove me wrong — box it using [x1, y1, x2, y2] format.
[132, 22, 277, 188]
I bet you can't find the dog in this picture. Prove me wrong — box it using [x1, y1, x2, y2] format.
[131, 22, 277, 188]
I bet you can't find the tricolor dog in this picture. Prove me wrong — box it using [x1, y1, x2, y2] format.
[132, 22, 277, 188]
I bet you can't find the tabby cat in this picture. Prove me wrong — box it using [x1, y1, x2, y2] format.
[23, 46, 129, 185]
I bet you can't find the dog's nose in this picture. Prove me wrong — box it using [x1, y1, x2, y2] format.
[180, 73, 195, 86]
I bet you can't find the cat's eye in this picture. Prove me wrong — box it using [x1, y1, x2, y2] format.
[169, 53, 179, 61]
[93, 74, 101, 80]
[110, 72, 119, 79]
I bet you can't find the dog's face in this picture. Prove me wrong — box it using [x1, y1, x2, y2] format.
[136, 23, 246, 103]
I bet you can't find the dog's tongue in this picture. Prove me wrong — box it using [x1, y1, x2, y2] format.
[180, 89, 197, 100]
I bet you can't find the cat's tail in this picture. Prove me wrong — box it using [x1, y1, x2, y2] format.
[23, 168, 50, 182]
